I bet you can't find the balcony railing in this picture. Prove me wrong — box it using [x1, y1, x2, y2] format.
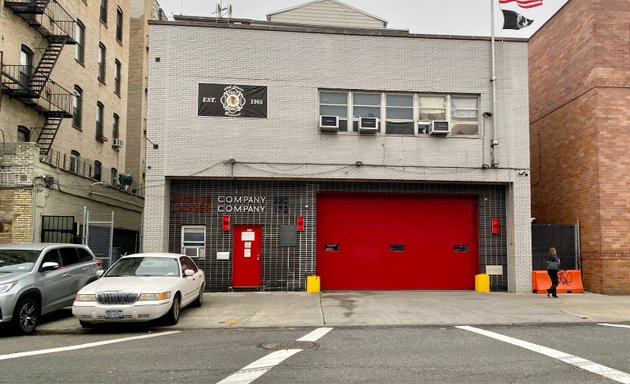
[5, 0, 76, 44]
[0, 64, 72, 116]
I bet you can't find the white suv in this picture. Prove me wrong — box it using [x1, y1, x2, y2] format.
[0, 243, 101, 334]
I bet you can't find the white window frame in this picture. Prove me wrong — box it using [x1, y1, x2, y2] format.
[318, 89, 479, 137]
[181, 226, 206, 259]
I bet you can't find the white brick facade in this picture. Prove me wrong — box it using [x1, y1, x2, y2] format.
[145, 19, 532, 292]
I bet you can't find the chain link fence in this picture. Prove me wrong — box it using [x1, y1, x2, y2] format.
[532, 223, 580, 270]
[83, 208, 114, 269]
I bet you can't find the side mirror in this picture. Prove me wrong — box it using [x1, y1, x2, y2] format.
[40, 262, 60, 272]
[184, 269, 194, 277]
[97, 270, 105, 277]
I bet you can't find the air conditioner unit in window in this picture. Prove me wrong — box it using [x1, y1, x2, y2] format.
[319, 115, 339, 132]
[112, 138, 124, 149]
[182, 246, 205, 259]
[427, 120, 450, 135]
[358, 117, 379, 133]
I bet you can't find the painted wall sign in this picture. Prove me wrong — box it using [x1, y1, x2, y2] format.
[170, 194, 212, 213]
[198, 83, 267, 118]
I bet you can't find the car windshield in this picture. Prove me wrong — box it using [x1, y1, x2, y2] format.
[0, 250, 40, 273]
[104, 257, 179, 277]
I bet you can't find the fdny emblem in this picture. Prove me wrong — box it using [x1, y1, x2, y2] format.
[220, 85, 246, 116]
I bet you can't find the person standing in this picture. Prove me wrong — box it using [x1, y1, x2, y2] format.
[546, 247, 561, 298]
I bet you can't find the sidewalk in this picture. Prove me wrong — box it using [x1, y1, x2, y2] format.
[36, 291, 630, 333]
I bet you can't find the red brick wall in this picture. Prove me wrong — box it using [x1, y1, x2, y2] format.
[530, 0, 630, 294]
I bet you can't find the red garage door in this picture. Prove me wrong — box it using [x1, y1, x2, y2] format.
[316, 193, 478, 290]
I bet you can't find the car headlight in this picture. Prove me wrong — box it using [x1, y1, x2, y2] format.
[0, 281, 17, 293]
[75, 294, 97, 302]
[138, 292, 171, 301]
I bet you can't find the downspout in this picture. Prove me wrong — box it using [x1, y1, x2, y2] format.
[490, 0, 498, 168]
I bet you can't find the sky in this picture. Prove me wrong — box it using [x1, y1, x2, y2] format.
[157, 0, 570, 38]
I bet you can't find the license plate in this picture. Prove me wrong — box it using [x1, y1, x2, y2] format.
[105, 310, 123, 319]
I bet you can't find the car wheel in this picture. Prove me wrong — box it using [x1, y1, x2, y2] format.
[165, 295, 180, 325]
[191, 285, 205, 308]
[79, 320, 94, 328]
[13, 297, 40, 335]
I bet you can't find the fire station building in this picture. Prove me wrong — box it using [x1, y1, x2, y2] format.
[143, 2, 532, 293]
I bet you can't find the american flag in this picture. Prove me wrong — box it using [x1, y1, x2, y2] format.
[499, 0, 543, 8]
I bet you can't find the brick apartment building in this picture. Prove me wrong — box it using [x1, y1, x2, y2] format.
[529, 0, 630, 294]
[0, 0, 154, 257]
[143, 1, 533, 292]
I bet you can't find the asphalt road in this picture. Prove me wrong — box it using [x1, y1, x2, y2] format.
[1, 323, 629, 383]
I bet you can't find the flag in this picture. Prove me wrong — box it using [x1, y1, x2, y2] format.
[499, 0, 543, 8]
[502, 9, 534, 30]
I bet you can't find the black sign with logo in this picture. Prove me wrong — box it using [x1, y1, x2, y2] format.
[198, 83, 267, 118]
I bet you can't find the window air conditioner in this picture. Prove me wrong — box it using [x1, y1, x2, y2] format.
[319, 115, 339, 132]
[427, 120, 450, 135]
[182, 246, 205, 259]
[112, 138, 124, 149]
[358, 117, 379, 133]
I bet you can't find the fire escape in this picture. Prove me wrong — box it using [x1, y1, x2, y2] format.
[0, 0, 76, 157]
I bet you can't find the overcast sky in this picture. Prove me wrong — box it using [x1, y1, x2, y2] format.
[157, 0, 569, 37]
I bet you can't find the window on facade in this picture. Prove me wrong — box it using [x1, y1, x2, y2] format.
[19, 45, 33, 88]
[181, 226, 206, 258]
[110, 168, 118, 186]
[72, 85, 83, 129]
[94, 160, 102, 181]
[100, 0, 108, 24]
[352, 92, 381, 132]
[385, 94, 414, 134]
[319, 90, 479, 136]
[70, 150, 80, 173]
[418, 95, 447, 121]
[418, 95, 447, 134]
[319, 91, 348, 132]
[75, 21, 85, 64]
[114, 59, 121, 95]
[112, 113, 119, 139]
[116, 7, 123, 42]
[96, 102, 104, 142]
[98, 43, 106, 83]
[17, 126, 30, 142]
[450, 96, 479, 135]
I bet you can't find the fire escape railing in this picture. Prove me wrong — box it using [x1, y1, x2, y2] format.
[2, 0, 76, 156]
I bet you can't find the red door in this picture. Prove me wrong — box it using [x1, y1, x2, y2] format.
[316, 193, 478, 290]
[232, 225, 262, 288]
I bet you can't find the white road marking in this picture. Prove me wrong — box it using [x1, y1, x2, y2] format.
[216, 349, 302, 384]
[216, 327, 333, 384]
[457, 325, 630, 384]
[0, 331, 180, 361]
[599, 323, 630, 329]
[297, 327, 333, 342]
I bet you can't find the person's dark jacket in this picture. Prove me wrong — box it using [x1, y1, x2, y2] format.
[546, 254, 561, 270]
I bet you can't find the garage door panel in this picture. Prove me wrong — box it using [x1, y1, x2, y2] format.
[317, 193, 478, 290]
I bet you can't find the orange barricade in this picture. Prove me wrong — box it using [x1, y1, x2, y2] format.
[532, 270, 584, 294]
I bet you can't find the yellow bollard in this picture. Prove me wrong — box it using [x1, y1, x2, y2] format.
[306, 275, 320, 293]
[475, 274, 490, 293]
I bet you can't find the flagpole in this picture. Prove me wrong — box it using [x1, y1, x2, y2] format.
[490, 0, 498, 168]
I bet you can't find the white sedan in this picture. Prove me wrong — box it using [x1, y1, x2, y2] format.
[72, 253, 205, 327]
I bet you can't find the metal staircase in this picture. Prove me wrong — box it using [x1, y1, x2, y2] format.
[2, 0, 76, 155]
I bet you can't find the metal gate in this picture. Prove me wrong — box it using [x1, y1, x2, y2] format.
[41, 215, 77, 243]
[532, 223, 580, 270]
[83, 208, 114, 268]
